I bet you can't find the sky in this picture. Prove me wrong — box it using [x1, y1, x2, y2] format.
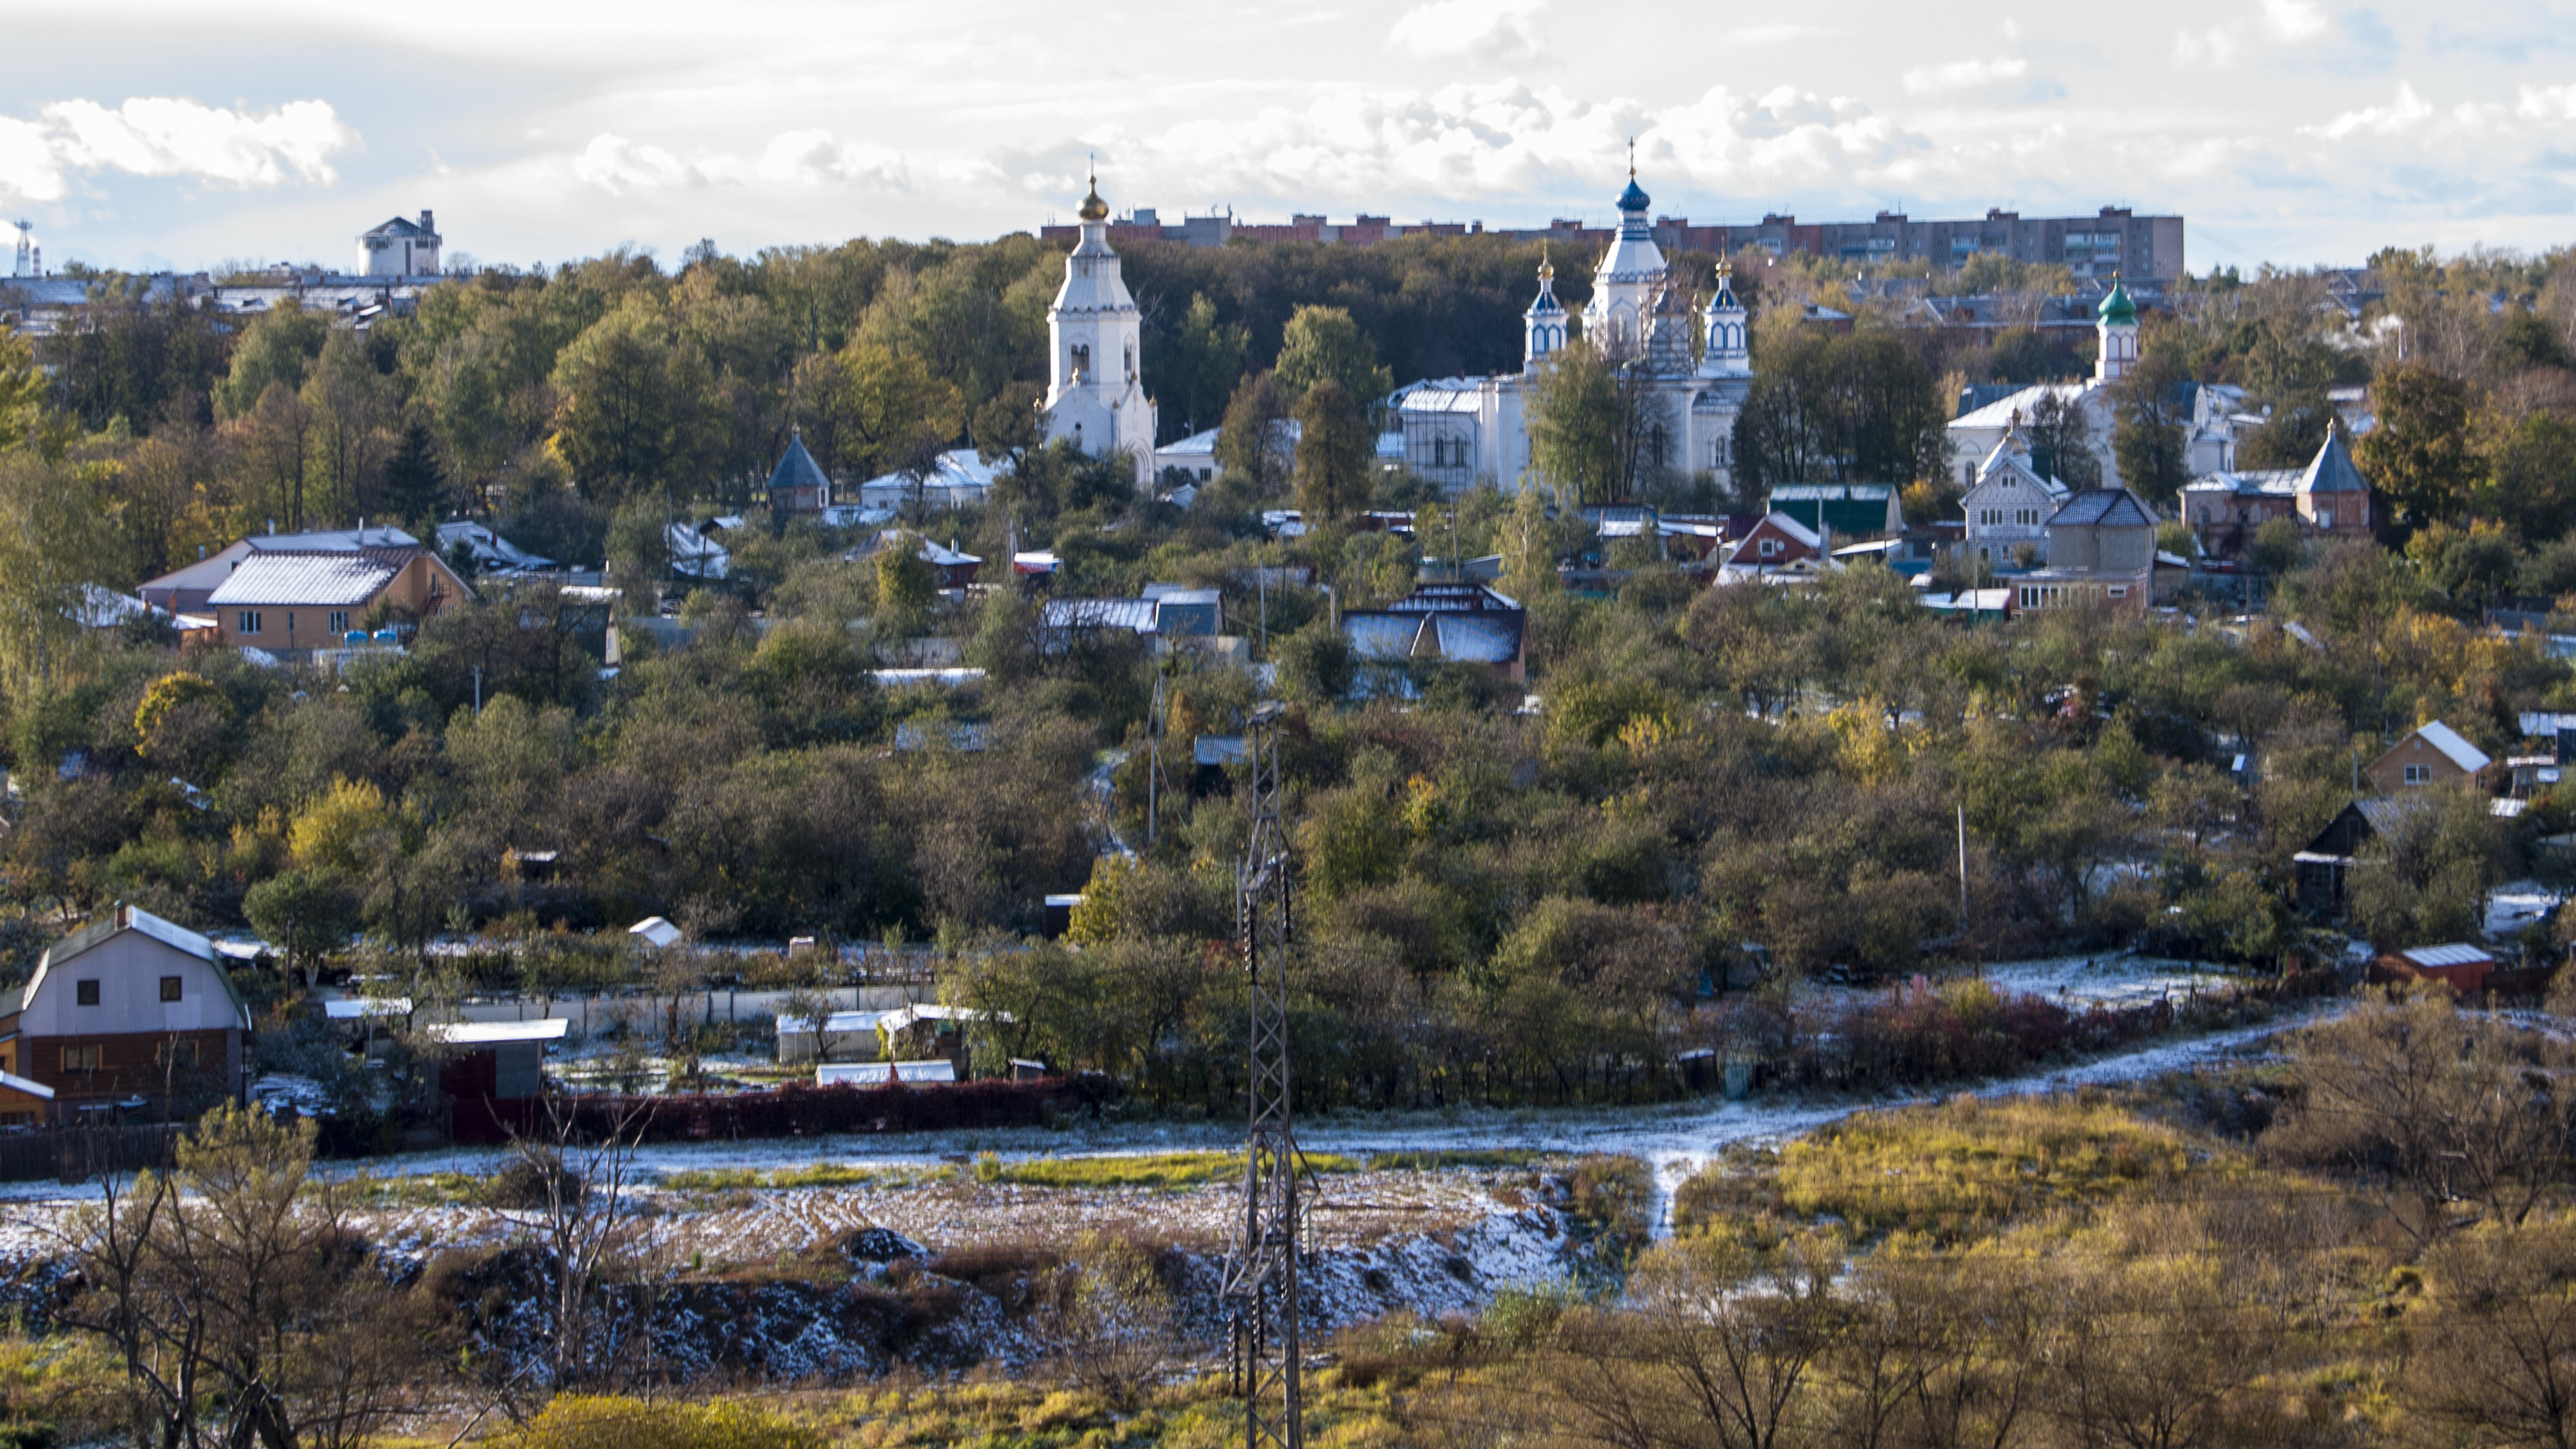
[3, 0, 2575, 277]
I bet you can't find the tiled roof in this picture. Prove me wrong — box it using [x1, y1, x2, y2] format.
[207, 549, 408, 607]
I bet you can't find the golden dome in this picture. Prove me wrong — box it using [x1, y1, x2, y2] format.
[1077, 167, 1109, 223]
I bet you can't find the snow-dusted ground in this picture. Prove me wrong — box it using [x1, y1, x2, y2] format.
[1964, 951, 2242, 1009]
[2487, 882, 2566, 942]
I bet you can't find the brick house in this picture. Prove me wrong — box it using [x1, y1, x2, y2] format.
[2180, 420, 2377, 559]
[0, 905, 251, 1115]
[206, 547, 472, 653]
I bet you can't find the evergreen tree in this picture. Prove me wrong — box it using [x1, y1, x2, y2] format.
[379, 414, 449, 530]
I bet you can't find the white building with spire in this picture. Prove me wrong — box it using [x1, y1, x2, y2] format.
[1387, 166, 1753, 498]
[1042, 174, 1158, 487]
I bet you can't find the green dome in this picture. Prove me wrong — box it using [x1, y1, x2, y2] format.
[2097, 278, 2136, 325]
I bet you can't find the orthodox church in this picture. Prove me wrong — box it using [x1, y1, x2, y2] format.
[1041, 174, 1158, 486]
[1389, 165, 1753, 496]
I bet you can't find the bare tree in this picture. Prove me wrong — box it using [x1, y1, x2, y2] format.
[494, 1095, 656, 1389]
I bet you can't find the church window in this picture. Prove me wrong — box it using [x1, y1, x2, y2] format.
[1070, 343, 1091, 380]
[1711, 436, 1731, 469]
[1125, 344, 1135, 380]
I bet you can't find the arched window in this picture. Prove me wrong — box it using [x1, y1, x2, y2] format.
[1070, 343, 1091, 380]
[1125, 343, 1136, 380]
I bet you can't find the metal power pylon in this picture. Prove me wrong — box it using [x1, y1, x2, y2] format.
[1223, 699, 1304, 1449]
[10, 222, 33, 279]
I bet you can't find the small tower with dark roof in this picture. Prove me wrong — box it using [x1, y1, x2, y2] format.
[2095, 274, 2139, 382]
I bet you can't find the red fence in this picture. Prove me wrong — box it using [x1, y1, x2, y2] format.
[446, 1077, 1117, 1146]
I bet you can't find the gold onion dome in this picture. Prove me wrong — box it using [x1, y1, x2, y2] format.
[1077, 169, 1109, 222]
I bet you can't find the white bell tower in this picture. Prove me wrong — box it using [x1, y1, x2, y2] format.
[1043, 168, 1157, 485]
[2094, 274, 2139, 383]
[1698, 258, 1750, 378]
[1580, 147, 1666, 353]
[1523, 245, 1566, 372]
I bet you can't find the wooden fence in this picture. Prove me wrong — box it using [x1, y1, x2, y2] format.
[0, 1123, 184, 1184]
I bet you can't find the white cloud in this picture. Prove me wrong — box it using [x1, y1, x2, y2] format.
[755, 131, 911, 189]
[0, 97, 352, 203]
[1387, 0, 1542, 61]
[1899, 56, 2059, 103]
[1725, 23, 1833, 44]
[569, 134, 712, 193]
[2262, 0, 2330, 41]
[2173, 26, 2241, 67]
[2308, 81, 2434, 138]
[2520, 84, 2576, 122]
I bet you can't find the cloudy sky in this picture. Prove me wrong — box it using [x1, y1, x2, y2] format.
[4, 0, 2573, 276]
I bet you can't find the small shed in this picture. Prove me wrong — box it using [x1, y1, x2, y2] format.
[429, 1019, 567, 1101]
[776, 1009, 885, 1064]
[2371, 943, 2497, 996]
[629, 917, 684, 950]
[0, 1069, 56, 1126]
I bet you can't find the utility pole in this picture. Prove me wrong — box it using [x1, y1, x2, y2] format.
[1225, 699, 1304, 1449]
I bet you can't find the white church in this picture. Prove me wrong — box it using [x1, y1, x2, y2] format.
[1040, 174, 1158, 486]
[1387, 167, 1754, 496]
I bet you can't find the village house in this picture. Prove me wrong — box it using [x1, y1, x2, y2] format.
[2368, 721, 2491, 793]
[1960, 416, 2070, 565]
[2007, 487, 2158, 613]
[1718, 512, 1826, 581]
[136, 524, 422, 616]
[2180, 422, 2375, 558]
[207, 546, 473, 653]
[0, 905, 251, 1115]
[1341, 581, 1530, 683]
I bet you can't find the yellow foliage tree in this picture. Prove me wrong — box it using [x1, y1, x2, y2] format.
[288, 776, 391, 877]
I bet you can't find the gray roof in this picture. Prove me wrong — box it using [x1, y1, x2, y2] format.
[207, 549, 410, 607]
[767, 433, 831, 495]
[2299, 426, 2370, 495]
[2050, 489, 2156, 529]
[1042, 598, 1160, 633]
[363, 215, 435, 239]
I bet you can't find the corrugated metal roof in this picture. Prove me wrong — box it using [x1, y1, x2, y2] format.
[2413, 721, 2492, 773]
[1043, 598, 1159, 633]
[2050, 489, 2156, 528]
[207, 550, 404, 607]
[1344, 613, 1424, 661]
[1433, 613, 1522, 664]
[2400, 943, 2493, 968]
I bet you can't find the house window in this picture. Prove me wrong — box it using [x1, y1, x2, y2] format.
[1760, 538, 1782, 558]
[160, 975, 182, 1003]
[75, 979, 99, 1006]
[2107, 584, 2128, 598]
[63, 1044, 101, 1072]
[238, 610, 261, 635]
[162, 1038, 199, 1069]
[328, 611, 349, 634]
[285, 612, 294, 633]
[2404, 764, 2430, 785]
[2316, 510, 2334, 529]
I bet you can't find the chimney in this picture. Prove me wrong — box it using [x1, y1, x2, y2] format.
[420, 210, 435, 234]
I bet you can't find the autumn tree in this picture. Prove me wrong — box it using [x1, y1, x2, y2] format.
[1275, 304, 1393, 401]
[1214, 370, 1294, 509]
[1292, 377, 1372, 525]
[2360, 361, 2478, 532]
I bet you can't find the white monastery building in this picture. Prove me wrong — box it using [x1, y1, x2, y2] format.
[1387, 166, 1753, 496]
[361, 211, 442, 277]
[1043, 174, 1158, 487]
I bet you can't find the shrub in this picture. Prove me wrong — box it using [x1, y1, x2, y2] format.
[503, 1396, 820, 1449]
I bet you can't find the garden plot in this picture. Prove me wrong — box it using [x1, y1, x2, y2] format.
[1967, 951, 2242, 1007]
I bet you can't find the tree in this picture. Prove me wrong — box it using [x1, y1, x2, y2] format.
[2111, 349, 2192, 504]
[551, 301, 695, 508]
[1733, 329, 1948, 494]
[2027, 389, 2101, 491]
[969, 380, 1043, 468]
[494, 1098, 656, 1388]
[57, 1104, 423, 1449]
[1156, 291, 1249, 433]
[875, 529, 937, 622]
[1528, 340, 1640, 504]
[377, 414, 450, 530]
[1034, 1232, 1178, 1410]
[214, 298, 331, 419]
[1214, 370, 1293, 508]
[0, 329, 45, 451]
[1274, 305, 1393, 401]
[1292, 377, 1371, 524]
[796, 340, 964, 484]
[234, 380, 319, 532]
[300, 329, 395, 526]
[2361, 361, 2479, 532]
[244, 868, 361, 987]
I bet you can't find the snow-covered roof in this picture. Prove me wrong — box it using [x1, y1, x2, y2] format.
[207, 550, 408, 607]
[856, 449, 1000, 497]
[2411, 721, 2492, 774]
[2398, 943, 2494, 968]
[434, 521, 553, 572]
[68, 584, 156, 628]
[879, 1004, 994, 1034]
[819, 1060, 956, 1084]
[778, 1011, 885, 1035]
[1952, 383, 2088, 432]
[323, 997, 412, 1020]
[629, 916, 684, 948]
[429, 1018, 569, 1045]
[0, 1069, 53, 1100]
